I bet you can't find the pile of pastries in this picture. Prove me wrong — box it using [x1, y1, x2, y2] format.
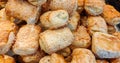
[0, 0, 120, 63]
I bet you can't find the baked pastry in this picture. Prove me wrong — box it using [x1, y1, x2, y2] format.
[102, 5, 120, 25]
[85, 0, 105, 16]
[67, 11, 80, 31]
[0, 55, 16, 63]
[39, 27, 74, 54]
[39, 53, 67, 63]
[28, 0, 47, 6]
[77, 0, 84, 13]
[49, 0, 77, 15]
[13, 25, 40, 55]
[102, 5, 120, 31]
[5, 0, 40, 24]
[72, 26, 91, 48]
[20, 50, 45, 63]
[87, 16, 108, 35]
[92, 32, 120, 58]
[96, 60, 109, 63]
[40, 10, 69, 29]
[71, 48, 96, 63]
[0, 20, 17, 54]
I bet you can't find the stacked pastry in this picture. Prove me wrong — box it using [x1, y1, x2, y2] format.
[0, 0, 120, 63]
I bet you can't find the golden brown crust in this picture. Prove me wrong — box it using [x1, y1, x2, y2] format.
[40, 10, 69, 29]
[0, 55, 16, 63]
[71, 48, 96, 63]
[50, 53, 67, 63]
[92, 32, 120, 58]
[49, 0, 77, 15]
[72, 26, 91, 48]
[87, 16, 108, 35]
[113, 32, 120, 40]
[102, 5, 120, 25]
[13, 25, 41, 55]
[39, 27, 74, 54]
[85, 0, 105, 15]
[21, 50, 45, 63]
[0, 8, 15, 22]
[39, 53, 67, 63]
[5, 0, 40, 24]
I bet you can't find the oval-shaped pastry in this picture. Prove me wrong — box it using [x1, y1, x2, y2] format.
[40, 10, 69, 29]
[5, 0, 40, 24]
[71, 48, 96, 63]
[85, 0, 105, 16]
[39, 27, 74, 54]
[13, 25, 40, 55]
[87, 16, 108, 35]
[102, 5, 120, 31]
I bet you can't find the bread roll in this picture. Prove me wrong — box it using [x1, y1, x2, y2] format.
[13, 25, 40, 55]
[102, 5, 120, 26]
[85, 0, 105, 16]
[102, 5, 120, 31]
[49, 0, 77, 15]
[72, 26, 91, 48]
[71, 48, 96, 63]
[92, 32, 120, 58]
[5, 0, 40, 24]
[87, 16, 108, 35]
[0, 55, 16, 63]
[0, 21, 17, 54]
[40, 10, 69, 29]
[67, 11, 80, 31]
[39, 27, 74, 54]
[28, 0, 46, 6]
[39, 53, 67, 63]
